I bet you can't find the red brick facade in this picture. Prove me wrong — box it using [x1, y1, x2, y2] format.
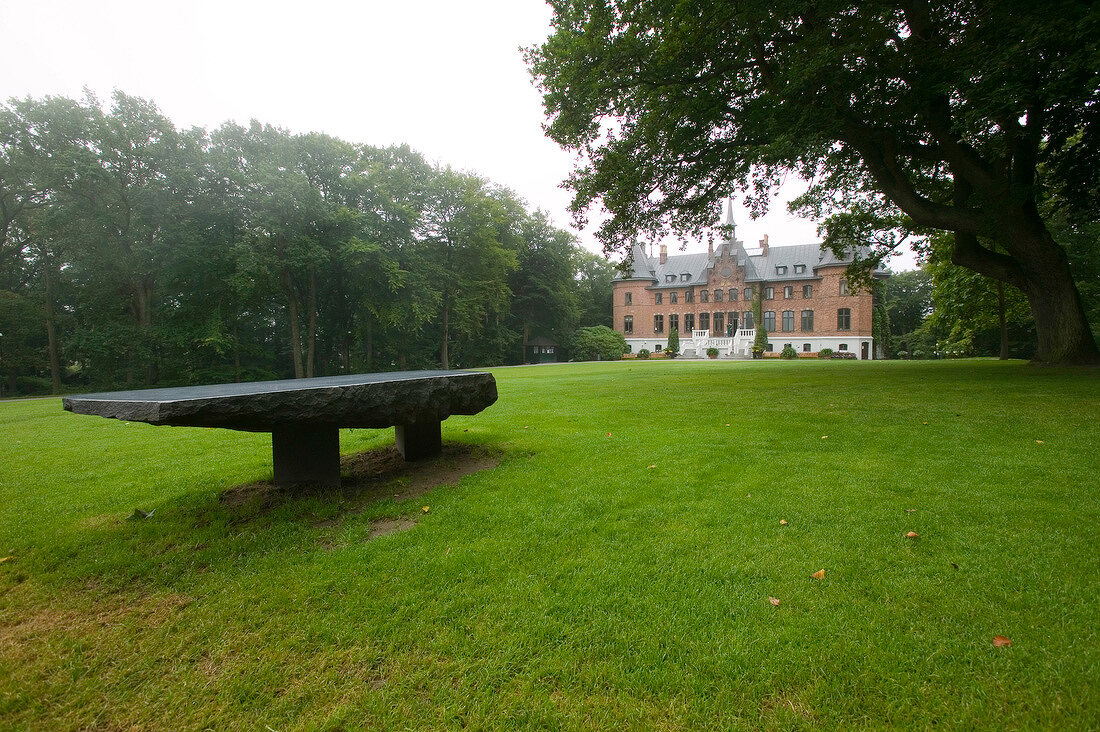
[613, 233, 881, 358]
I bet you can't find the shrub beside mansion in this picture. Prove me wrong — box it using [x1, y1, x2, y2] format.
[612, 209, 886, 359]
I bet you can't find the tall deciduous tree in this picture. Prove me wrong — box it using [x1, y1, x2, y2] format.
[883, 269, 933, 339]
[529, 0, 1100, 364]
[420, 169, 517, 369]
[509, 210, 580, 362]
[926, 233, 1034, 358]
[573, 250, 616, 328]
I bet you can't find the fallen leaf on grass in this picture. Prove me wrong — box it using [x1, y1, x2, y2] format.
[779, 519, 788, 526]
[421, 506, 430, 513]
[648, 464, 657, 469]
[821, 435, 828, 439]
[993, 635, 1012, 647]
[906, 531, 919, 538]
[769, 597, 781, 606]
[0, 556, 11, 564]
[606, 432, 612, 437]
[1035, 440, 1044, 444]
[905, 508, 917, 513]
[812, 569, 825, 579]
[922, 421, 928, 425]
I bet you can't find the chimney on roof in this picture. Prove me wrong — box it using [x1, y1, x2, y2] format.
[659, 244, 667, 264]
[758, 234, 769, 256]
[708, 239, 713, 258]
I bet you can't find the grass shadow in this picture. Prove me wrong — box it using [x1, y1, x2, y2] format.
[219, 442, 502, 527]
[28, 442, 503, 593]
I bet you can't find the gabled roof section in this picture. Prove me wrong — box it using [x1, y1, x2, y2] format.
[612, 229, 886, 286]
[613, 243, 657, 282]
[649, 251, 712, 288]
[749, 243, 823, 282]
[744, 243, 886, 282]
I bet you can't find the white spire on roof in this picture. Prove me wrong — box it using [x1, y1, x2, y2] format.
[724, 198, 736, 231]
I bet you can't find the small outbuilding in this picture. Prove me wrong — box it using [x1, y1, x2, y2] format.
[525, 336, 560, 364]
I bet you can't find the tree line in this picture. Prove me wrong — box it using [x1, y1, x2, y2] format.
[0, 91, 616, 395]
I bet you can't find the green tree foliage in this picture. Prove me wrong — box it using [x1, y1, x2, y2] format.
[528, 1, 1100, 364]
[665, 326, 679, 358]
[573, 325, 627, 361]
[752, 288, 767, 355]
[925, 233, 1035, 359]
[573, 250, 616, 328]
[509, 211, 581, 363]
[884, 270, 933, 339]
[0, 93, 616, 393]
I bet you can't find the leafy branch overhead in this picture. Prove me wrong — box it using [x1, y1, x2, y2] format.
[529, 0, 1100, 364]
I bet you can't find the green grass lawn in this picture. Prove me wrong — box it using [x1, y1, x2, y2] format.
[1, 359, 1097, 729]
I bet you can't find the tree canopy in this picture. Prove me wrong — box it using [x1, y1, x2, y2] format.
[528, 0, 1100, 364]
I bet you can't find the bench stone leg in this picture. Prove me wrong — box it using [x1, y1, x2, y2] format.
[271, 425, 340, 487]
[395, 419, 441, 460]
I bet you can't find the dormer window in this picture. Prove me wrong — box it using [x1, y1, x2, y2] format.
[776, 265, 787, 275]
[794, 264, 806, 274]
[665, 274, 676, 282]
[680, 273, 690, 282]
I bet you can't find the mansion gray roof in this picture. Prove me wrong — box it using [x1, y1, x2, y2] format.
[617, 235, 880, 287]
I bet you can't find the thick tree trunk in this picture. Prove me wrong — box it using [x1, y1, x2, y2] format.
[1008, 231, 1098, 365]
[996, 282, 1009, 360]
[949, 225, 1098, 365]
[441, 302, 450, 370]
[365, 319, 373, 371]
[1020, 273, 1098, 365]
[521, 321, 530, 364]
[845, 126, 1098, 365]
[281, 269, 305, 378]
[134, 276, 157, 385]
[42, 263, 62, 394]
[306, 268, 318, 378]
[233, 319, 241, 382]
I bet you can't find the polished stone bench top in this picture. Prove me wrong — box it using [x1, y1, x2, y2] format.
[63, 370, 498, 432]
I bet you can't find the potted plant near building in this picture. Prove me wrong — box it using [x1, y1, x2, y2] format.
[706, 347, 719, 359]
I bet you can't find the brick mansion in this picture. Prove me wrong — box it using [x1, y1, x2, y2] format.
[612, 206, 886, 359]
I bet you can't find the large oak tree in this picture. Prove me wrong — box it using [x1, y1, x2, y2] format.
[528, 0, 1099, 364]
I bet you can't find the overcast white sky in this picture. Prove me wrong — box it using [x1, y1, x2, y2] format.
[1, 0, 914, 268]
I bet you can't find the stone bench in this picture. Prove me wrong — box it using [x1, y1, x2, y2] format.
[63, 370, 498, 487]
